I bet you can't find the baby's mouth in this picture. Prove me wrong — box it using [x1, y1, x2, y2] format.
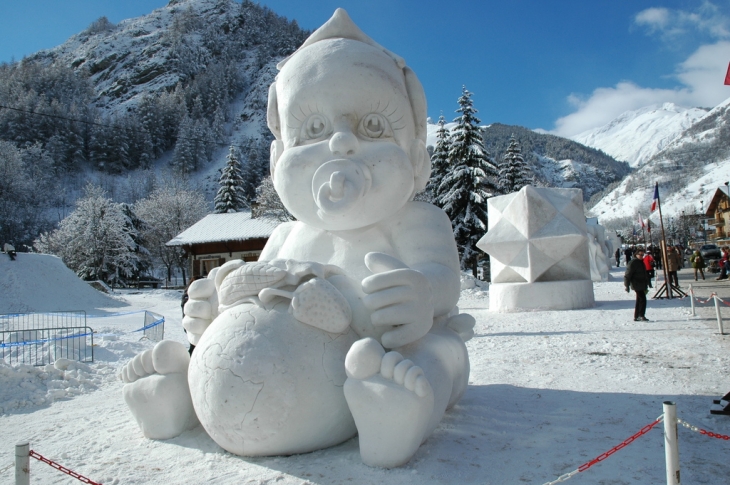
[312, 159, 372, 216]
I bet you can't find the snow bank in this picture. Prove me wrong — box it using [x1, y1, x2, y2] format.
[0, 253, 127, 313]
[0, 360, 106, 414]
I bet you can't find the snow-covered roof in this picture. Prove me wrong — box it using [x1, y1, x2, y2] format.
[166, 212, 281, 246]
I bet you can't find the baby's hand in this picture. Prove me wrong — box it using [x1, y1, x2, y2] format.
[183, 268, 221, 345]
[362, 252, 434, 349]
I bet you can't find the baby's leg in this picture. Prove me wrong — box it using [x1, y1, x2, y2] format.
[343, 329, 469, 468]
[121, 340, 199, 439]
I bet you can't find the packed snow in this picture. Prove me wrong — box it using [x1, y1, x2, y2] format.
[1, 256, 729, 484]
[0, 253, 126, 313]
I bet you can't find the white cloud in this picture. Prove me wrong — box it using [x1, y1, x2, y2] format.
[676, 40, 730, 106]
[552, 39, 730, 137]
[635, 7, 672, 33]
[634, 2, 730, 40]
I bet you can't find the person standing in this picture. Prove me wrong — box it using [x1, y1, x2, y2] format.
[665, 245, 681, 288]
[643, 250, 655, 288]
[624, 246, 633, 266]
[625, 248, 650, 321]
[718, 247, 730, 280]
[615, 247, 621, 267]
[690, 249, 706, 281]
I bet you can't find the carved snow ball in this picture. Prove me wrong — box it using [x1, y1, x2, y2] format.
[188, 299, 358, 456]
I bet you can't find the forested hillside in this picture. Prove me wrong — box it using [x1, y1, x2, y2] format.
[482, 123, 631, 200]
[0, 0, 308, 247]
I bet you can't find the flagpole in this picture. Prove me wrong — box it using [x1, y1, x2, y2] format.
[656, 182, 673, 299]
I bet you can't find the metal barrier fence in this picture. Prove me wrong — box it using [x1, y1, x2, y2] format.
[141, 311, 165, 342]
[0, 311, 94, 366]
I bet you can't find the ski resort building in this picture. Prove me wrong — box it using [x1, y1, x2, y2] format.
[167, 212, 281, 278]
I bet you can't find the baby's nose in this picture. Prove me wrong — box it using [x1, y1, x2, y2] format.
[329, 126, 359, 157]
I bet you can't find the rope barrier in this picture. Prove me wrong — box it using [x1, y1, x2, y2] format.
[132, 317, 164, 333]
[677, 418, 730, 441]
[0, 332, 92, 348]
[542, 415, 664, 485]
[29, 450, 103, 485]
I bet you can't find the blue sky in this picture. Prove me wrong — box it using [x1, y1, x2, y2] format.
[1, 0, 729, 136]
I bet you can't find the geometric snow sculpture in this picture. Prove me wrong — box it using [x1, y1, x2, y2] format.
[477, 186, 594, 311]
[586, 218, 610, 281]
[122, 8, 472, 470]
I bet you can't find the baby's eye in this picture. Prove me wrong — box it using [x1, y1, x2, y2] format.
[300, 114, 331, 142]
[358, 113, 393, 139]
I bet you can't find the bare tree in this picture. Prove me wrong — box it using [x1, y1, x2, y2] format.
[134, 179, 208, 284]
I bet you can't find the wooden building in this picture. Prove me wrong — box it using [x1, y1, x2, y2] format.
[166, 212, 281, 279]
[705, 185, 730, 245]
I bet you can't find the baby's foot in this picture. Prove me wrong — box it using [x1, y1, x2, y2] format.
[121, 340, 199, 439]
[343, 338, 434, 468]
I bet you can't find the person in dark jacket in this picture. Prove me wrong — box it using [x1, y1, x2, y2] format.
[625, 248, 650, 322]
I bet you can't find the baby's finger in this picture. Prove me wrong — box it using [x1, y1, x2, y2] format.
[381, 320, 430, 349]
[362, 269, 421, 293]
[187, 278, 216, 299]
[370, 302, 420, 327]
[182, 316, 210, 335]
[363, 286, 415, 311]
[364, 252, 408, 274]
[184, 300, 211, 319]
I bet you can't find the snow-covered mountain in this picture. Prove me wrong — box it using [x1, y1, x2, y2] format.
[572, 103, 709, 168]
[587, 96, 730, 222]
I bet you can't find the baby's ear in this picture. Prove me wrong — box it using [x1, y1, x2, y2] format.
[267, 81, 284, 178]
[410, 139, 431, 194]
[267, 82, 281, 140]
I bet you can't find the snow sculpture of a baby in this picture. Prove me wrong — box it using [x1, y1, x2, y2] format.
[121, 9, 473, 469]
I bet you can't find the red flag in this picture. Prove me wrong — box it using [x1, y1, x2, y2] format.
[725, 62, 730, 85]
[638, 213, 646, 229]
[647, 218, 651, 233]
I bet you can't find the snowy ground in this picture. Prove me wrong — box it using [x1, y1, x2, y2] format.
[1, 265, 730, 484]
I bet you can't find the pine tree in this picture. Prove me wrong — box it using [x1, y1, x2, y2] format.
[498, 134, 531, 194]
[440, 86, 498, 275]
[426, 114, 451, 206]
[215, 146, 248, 213]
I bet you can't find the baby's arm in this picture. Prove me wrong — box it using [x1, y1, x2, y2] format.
[362, 203, 461, 349]
[389, 202, 461, 318]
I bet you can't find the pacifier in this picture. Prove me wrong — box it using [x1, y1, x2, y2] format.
[312, 159, 372, 215]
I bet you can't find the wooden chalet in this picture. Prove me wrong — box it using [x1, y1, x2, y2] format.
[166, 212, 281, 279]
[705, 185, 730, 245]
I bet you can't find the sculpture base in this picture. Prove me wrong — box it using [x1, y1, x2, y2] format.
[489, 280, 594, 312]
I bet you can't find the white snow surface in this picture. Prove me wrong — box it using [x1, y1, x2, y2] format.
[572, 103, 709, 168]
[1, 260, 730, 484]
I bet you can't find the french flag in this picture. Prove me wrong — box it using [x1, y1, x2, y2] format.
[650, 184, 659, 212]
